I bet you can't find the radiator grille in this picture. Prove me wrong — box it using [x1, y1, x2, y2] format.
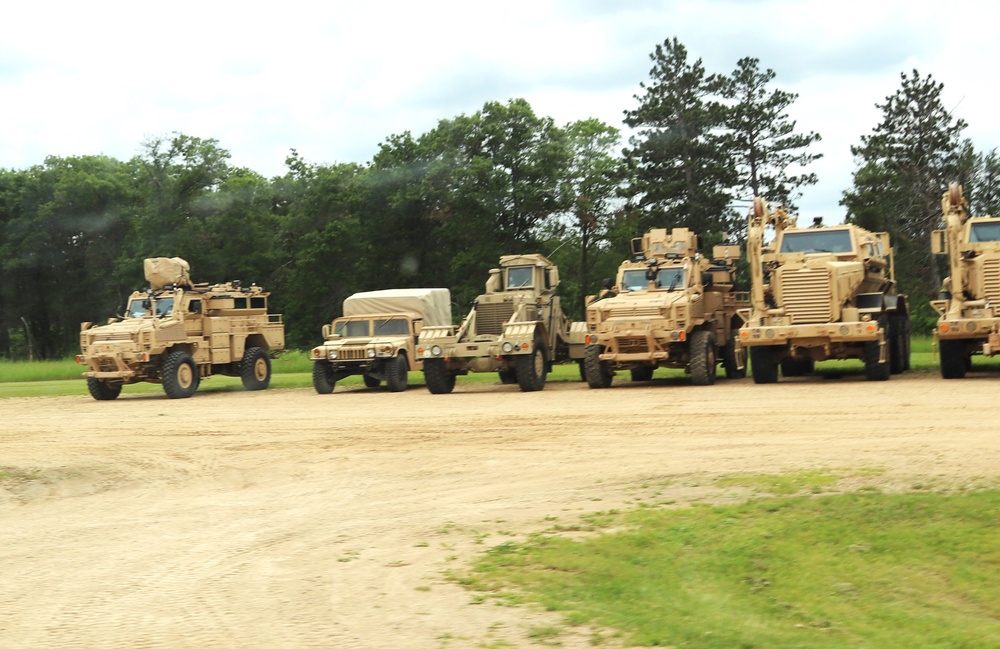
[982, 258, 1000, 302]
[617, 336, 649, 353]
[335, 347, 368, 361]
[607, 305, 661, 319]
[475, 302, 514, 335]
[779, 268, 832, 324]
[93, 332, 133, 342]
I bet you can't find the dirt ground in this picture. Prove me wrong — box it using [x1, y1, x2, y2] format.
[1, 371, 998, 648]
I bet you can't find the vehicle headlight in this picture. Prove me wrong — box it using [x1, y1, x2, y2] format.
[502, 342, 514, 353]
[367, 349, 376, 358]
[329, 351, 338, 360]
[431, 345, 442, 357]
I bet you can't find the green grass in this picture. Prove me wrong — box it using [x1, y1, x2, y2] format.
[0, 351, 585, 398]
[465, 486, 1000, 648]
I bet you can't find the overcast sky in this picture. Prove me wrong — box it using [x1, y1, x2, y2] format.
[3, 1, 999, 222]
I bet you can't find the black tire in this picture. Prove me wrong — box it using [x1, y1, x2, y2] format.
[498, 369, 518, 384]
[577, 360, 586, 382]
[363, 375, 381, 388]
[584, 344, 612, 388]
[423, 358, 455, 394]
[864, 325, 891, 381]
[515, 337, 547, 392]
[939, 338, 967, 379]
[312, 360, 335, 394]
[749, 346, 779, 384]
[86, 377, 121, 401]
[385, 354, 409, 392]
[689, 330, 717, 386]
[888, 316, 905, 374]
[241, 346, 271, 391]
[722, 332, 746, 379]
[162, 350, 199, 399]
[630, 366, 654, 381]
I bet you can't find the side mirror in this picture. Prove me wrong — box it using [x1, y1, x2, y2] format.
[601, 278, 613, 290]
[930, 229, 946, 255]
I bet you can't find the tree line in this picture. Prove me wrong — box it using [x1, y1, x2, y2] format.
[0, 38, 993, 359]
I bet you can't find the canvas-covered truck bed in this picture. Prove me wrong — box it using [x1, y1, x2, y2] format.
[343, 288, 452, 326]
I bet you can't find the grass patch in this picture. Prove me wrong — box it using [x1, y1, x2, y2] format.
[713, 468, 886, 496]
[0, 354, 585, 398]
[465, 489, 1000, 648]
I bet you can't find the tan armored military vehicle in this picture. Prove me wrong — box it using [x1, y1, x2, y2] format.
[738, 198, 910, 382]
[310, 288, 451, 393]
[930, 183, 1000, 378]
[78, 257, 285, 399]
[582, 227, 748, 388]
[417, 253, 582, 393]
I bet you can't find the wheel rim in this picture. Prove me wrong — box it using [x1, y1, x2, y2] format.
[533, 349, 544, 377]
[254, 357, 268, 381]
[177, 363, 193, 389]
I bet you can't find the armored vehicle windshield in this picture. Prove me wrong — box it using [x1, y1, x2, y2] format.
[780, 230, 853, 254]
[620, 267, 685, 292]
[506, 266, 533, 289]
[969, 222, 1000, 242]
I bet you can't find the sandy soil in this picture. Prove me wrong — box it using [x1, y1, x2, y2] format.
[1, 371, 998, 648]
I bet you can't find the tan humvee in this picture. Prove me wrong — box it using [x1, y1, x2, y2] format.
[309, 288, 451, 393]
[78, 257, 285, 399]
[582, 227, 748, 387]
[738, 198, 909, 382]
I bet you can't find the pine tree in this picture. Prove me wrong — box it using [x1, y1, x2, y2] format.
[972, 149, 1000, 215]
[723, 57, 822, 212]
[842, 69, 972, 318]
[622, 37, 736, 239]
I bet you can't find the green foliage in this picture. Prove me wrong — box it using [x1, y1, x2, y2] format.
[724, 57, 822, 211]
[0, 46, 988, 360]
[467, 489, 1000, 648]
[842, 70, 974, 304]
[623, 37, 737, 236]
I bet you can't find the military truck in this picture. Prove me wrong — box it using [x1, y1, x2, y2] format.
[310, 288, 451, 393]
[78, 257, 285, 399]
[417, 253, 581, 393]
[930, 183, 1000, 378]
[738, 198, 910, 383]
[582, 227, 748, 388]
